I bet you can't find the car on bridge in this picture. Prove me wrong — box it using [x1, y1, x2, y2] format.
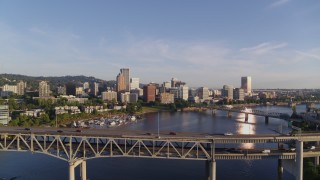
[262, 149, 271, 153]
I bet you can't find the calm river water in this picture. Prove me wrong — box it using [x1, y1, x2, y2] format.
[0, 104, 318, 180]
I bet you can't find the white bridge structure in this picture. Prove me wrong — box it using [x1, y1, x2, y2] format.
[0, 127, 320, 180]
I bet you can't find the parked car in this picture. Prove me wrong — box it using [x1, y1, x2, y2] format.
[57, 130, 63, 133]
[169, 132, 177, 135]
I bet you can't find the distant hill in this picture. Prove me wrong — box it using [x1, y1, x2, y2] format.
[0, 74, 116, 91]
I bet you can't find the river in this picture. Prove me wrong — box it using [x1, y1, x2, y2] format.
[0, 104, 318, 180]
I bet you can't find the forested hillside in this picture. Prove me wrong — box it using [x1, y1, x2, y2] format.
[0, 74, 116, 90]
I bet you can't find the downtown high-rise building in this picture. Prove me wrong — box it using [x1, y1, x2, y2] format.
[116, 73, 126, 93]
[121, 68, 130, 91]
[90, 82, 99, 96]
[143, 84, 156, 103]
[222, 85, 234, 100]
[241, 76, 252, 95]
[198, 87, 209, 100]
[39, 81, 50, 97]
[130, 77, 140, 90]
[16, 81, 26, 95]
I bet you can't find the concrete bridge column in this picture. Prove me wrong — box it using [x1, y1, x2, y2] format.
[265, 116, 269, 124]
[315, 142, 320, 167]
[227, 111, 232, 118]
[315, 157, 319, 168]
[69, 162, 76, 180]
[206, 160, 216, 180]
[245, 113, 248, 122]
[69, 160, 86, 180]
[296, 140, 303, 180]
[212, 109, 216, 116]
[278, 159, 283, 180]
[81, 160, 87, 180]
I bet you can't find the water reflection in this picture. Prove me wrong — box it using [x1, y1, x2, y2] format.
[236, 113, 256, 149]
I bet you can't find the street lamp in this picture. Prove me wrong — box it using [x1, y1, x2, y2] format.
[55, 111, 58, 128]
[157, 112, 160, 139]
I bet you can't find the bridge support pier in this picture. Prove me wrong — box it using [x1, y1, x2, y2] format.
[278, 159, 283, 180]
[295, 140, 303, 180]
[212, 109, 216, 116]
[206, 160, 216, 180]
[244, 113, 248, 122]
[265, 116, 269, 124]
[227, 111, 232, 118]
[69, 160, 87, 180]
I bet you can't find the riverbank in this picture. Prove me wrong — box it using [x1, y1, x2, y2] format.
[62, 106, 169, 128]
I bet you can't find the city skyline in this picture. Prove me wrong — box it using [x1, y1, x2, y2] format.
[0, 1, 319, 88]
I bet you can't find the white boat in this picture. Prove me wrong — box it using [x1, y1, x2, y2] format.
[109, 121, 116, 127]
[131, 116, 136, 121]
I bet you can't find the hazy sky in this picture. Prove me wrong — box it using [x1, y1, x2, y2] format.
[0, 0, 319, 89]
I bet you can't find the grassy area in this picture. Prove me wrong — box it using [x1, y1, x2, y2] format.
[139, 106, 170, 114]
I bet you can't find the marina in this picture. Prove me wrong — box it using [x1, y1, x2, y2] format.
[73, 115, 139, 128]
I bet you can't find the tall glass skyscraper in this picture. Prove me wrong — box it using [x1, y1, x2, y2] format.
[117, 68, 130, 92]
[241, 76, 252, 94]
[121, 68, 130, 91]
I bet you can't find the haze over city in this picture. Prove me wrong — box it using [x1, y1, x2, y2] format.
[0, 0, 319, 89]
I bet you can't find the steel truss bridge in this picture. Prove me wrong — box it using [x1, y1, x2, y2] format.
[0, 128, 319, 180]
[213, 107, 290, 123]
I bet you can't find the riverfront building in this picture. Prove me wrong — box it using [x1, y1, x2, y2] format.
[233, 88, 244, 100]
[179, 86, 189, 101]
[102, 91, 117, 102]
[222, 85, 234, 100]
[198, 87, 209, 100]
[160, 92, 175, 104]
[143, 84, 156, 103]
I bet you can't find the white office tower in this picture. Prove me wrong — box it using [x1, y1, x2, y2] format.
[163, 81, 171, 89]
[179, 86, 189, 101]
[241, 76, 252, 95]
[198, 87, 209, 100]
[130, 78, 140, 89]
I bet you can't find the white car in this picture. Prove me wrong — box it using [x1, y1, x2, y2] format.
[224, 132, 233, 136]
[262, 149, 271, 153]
